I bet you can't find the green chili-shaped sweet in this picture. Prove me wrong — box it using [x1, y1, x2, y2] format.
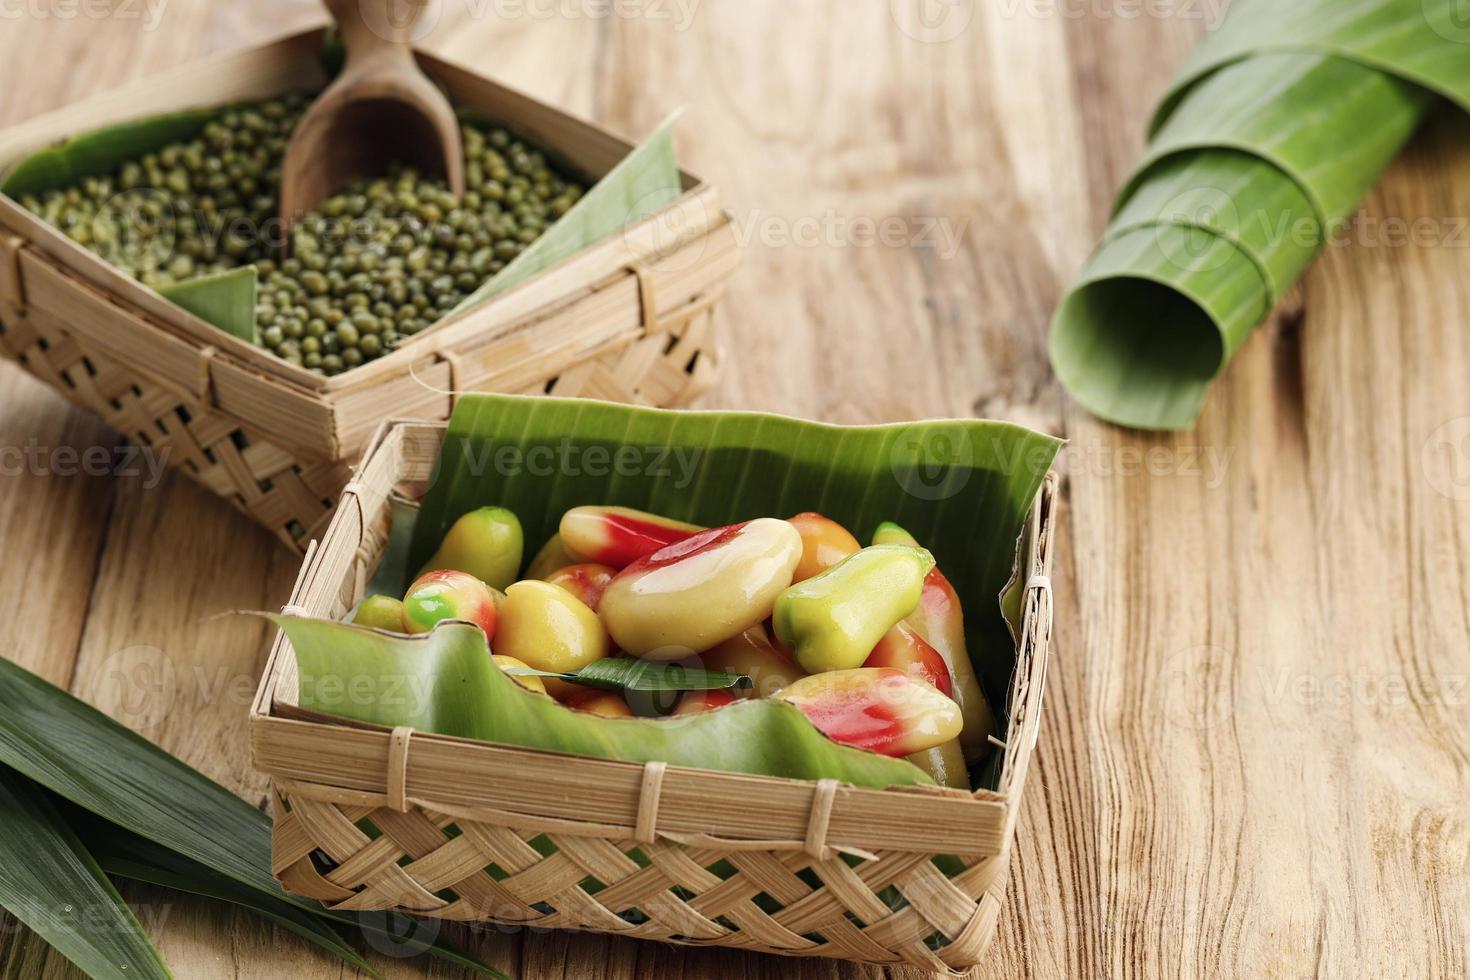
[772, 545, 934, 674]
[421, 506, 524, 591]
[872, 520, 994, 762]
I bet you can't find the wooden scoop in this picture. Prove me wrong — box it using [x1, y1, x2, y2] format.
[280, 0, 464, 227]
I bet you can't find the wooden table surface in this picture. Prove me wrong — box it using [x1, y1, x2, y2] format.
[3, 2, 1468, 978]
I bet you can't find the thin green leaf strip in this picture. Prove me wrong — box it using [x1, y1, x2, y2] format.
[509, 659, 752, 694]
[281, 614, 936, 788]
[1049, 0, 1470, 430]
[0, 657, 506, 979]
[0, 657, 280, 898]
[0, 773, 170, 980]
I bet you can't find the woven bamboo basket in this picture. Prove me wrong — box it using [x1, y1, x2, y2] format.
[250, 418, 1058, 973]
[0, 27, 738, 550]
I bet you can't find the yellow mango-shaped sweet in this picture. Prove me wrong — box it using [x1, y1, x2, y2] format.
[599, 519, 802, 659]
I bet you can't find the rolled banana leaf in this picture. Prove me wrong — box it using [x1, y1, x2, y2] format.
[1049, 0, 1470, 430]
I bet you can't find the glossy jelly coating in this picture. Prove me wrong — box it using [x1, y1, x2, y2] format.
[600, 519, 802, 659]
[778, 667, 962, 757]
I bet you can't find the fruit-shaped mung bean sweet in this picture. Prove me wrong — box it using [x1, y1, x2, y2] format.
[544, 563, 616, 612]
[787, 512, 861, 583]
[700, 625, 806, 699]
[402, 570, 498, 638]
[353, 595, 406, 632]
[526, 533, 576, 580]
[672, 689, 737, 715]
[905, 738, 969, 789]
[873, 521, 995, 761]
[492, 655, 547, 695]
[494, 580, 609, 697]
[863, 621, 953, 697]
[560, 506, 702, 569]
[600, 519, 803, 659]
[561, 688, 634, 718]
[772, 545, 934, 674]
[777, 668, 962, 757]
[420, 506, 523, 591]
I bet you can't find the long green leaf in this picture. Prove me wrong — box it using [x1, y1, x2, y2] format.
[0, 656, 505, 978]
[396, 393, 1059, 761]
[0, 657, 278, 897]
[0, 772, 170, 980]
[1049, 0, 1470, 430]
[281, 615, 936, 788]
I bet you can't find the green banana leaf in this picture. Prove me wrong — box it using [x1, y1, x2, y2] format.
[0, 108, 220, 197]
[281, 615, 935, 788]
[1049, 0, 1470, 430]
[159, 266, 258, 343]
[283, 393, 1058, 786]
[445, 114, 682, 317]
[0, 656, 504, 978]
[0, 775, 170, 980]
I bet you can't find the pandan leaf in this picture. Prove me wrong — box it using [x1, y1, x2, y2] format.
[159, 266, 259, 342]
[0, 773, 170, 980]
[0, 656, 279, 898]
[0, 657, 505, 979]
[447, 115, 683, 317]
[510, 659, 751, 694]
[280, 614, 936, 788]
[1049, 0, 1470, 430]
[0, 107, 221, 197]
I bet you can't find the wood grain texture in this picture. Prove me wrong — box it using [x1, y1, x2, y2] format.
[1, 1, 1468, 978]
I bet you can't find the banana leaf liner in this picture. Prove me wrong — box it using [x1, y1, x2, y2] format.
[251, 395, 1061, 972]
[1049, 0, 1470, 430]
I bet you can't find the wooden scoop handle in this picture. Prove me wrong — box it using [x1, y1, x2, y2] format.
[326, 0, 429, 60]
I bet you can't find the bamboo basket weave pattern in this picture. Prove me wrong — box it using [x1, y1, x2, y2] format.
[0, 28, 737, 550]
[251, 421, 1058, 973]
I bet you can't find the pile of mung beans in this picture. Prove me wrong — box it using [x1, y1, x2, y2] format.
[18, 94, 587, 376]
